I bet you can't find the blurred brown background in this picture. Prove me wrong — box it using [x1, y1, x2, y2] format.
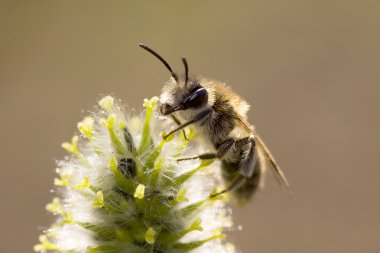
[1, 1, 379, 252]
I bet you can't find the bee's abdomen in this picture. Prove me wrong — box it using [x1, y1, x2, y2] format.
[235, 163, 261, 199]
[221, 158, 261, 200]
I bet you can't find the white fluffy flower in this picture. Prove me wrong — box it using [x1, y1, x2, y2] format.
[35, 96, 235, 253]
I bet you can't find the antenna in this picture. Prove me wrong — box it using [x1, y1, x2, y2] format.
[182, 57, 189, 87]
[139, 43, 178, 82]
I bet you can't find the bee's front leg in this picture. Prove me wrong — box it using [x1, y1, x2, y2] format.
[163, 108, 212, 139]
[170, 114, 188, 140]
[177, 138, 235, 162]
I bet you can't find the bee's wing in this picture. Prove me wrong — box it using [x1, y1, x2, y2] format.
[235, 113, 290, 189]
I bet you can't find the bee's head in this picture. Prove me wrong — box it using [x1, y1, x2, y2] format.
[139, 43, 209, 115]
[160, 78, 208, 115]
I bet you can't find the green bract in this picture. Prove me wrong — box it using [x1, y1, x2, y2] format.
[35, 96, 235, 253]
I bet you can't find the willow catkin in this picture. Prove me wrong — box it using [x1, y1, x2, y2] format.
[35, 96, 235, 253]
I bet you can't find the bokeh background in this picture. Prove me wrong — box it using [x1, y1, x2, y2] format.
[1, 1, 379, 252]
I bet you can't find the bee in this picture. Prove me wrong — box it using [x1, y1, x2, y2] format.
[139, 43, 289, 199]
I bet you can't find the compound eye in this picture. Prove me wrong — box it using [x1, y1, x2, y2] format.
[184, 87, 208, 108]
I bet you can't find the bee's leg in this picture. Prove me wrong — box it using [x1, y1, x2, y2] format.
[238, 137, 256, 178]
[210, 174, 247, 197]
[211, 137, 256, 197]
[170, 114, 188, 140]
[164, 108, 212, 139]
[177, 138, 235, 162]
